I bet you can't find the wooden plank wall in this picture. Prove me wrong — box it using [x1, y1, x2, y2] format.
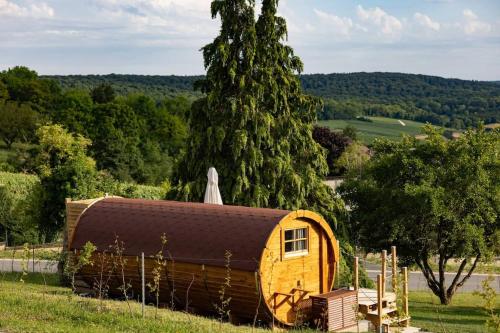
[65, 199, 98, 249]
[77, 255, 270, 322]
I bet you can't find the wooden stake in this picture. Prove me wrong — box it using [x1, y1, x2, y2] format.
[354, 257, 359, 291]
[141, 252, 145, 318]
[381, 250, 387, 298]
[391, 246, 397, 292]
[32, 245, 35, 274]
[377, 274, 383, 333]
[402, 267, 409, 327]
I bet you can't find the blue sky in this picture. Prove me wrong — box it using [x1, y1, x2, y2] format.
[1, 0, 499, 80]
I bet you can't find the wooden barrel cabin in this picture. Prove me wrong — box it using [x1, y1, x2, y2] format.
[67, 197, 339, 326]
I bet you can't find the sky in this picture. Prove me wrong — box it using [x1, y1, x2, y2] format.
[0, 0, 499, 80]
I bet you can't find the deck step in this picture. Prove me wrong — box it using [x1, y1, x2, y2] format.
[366, 307, 398, 317]
[388, 326, 422, 333]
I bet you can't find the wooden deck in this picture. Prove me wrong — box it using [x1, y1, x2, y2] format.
[357, 288, 412, 331]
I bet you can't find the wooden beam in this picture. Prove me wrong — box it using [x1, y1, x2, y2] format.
[320, 232, 328, 293]
[391, 246, 397, 292]
[377, 274, 383, 332]
[381, 250, 387, 298]
[402, 267, 409, 327]
[354, 256, 359, 291]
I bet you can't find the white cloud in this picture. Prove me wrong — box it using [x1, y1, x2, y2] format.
[463, 9, 491, 35]
[414, 12, 440, 31]
[89, 0, 216, 39]
[313, 8, 353, 36]
[356, 5, 402, 35]
[0, 0, 54, 18]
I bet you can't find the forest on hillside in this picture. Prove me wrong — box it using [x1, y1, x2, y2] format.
[1, 67, 190, 186]
[45, 72, 500, 129]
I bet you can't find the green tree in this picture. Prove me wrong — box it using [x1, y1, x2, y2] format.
[88, 102, 144, 183]
[312, 126, 352, 176]
[175, 0, 343, 227]
[91, 83, 115, 104]
[0, 81, 8, 101]
[34, 124, 101, 241]
[340, 126, 499, 304]
[342, 125, 359, 141]
[53, 90, 94, 135]
[0, 101, 39, 148]
[0, 66, 60, 110]
[335, 142, 370, 176]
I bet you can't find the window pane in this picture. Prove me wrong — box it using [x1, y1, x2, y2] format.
[285, 241, 293, 252]
[285, 230, 294, 241]
[296, 228, 307, 239]
[297, 240, 307, 251]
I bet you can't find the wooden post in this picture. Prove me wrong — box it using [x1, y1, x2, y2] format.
[336, 239, 341, 288]
[391, 246, 397, 292]
[353, 257, 359, 291]
[402, 267, 409, 327]
[32, 245, 35, 274]
[381, 250, 387, 298]
[64, 198, 72, 250]
[377, 274, 383, 333]
[141, 252, 145, 318]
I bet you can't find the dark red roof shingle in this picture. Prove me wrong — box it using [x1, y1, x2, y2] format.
[70, 198, 290, 271]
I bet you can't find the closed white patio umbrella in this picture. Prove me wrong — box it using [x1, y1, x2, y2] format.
[204, 167, 223, 205]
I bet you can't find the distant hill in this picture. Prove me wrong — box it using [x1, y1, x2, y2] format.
[44, 72, 500, 129]
[45, 74, 203, 100]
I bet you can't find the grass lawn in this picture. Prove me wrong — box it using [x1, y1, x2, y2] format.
[409, 291, 499, 333]
[317, 117, 431, 145]
[0, 273, 496, 333]
[0, 273, 298, 333]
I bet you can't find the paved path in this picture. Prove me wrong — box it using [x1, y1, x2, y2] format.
[366, 268, 500, 292]
[0, 259, 58, 274]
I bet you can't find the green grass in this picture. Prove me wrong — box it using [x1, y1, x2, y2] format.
[318, 117, 431, 144]
[0, 273, 496, 333]
[409, 291, 499, 333]
[0, 273, 296, 333]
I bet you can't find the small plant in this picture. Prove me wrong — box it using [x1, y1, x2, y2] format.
[474, 274, 500, 332]
[252, 269, 263, 330]
[214, 250, 232, 328]
[113, 236, 132, 315]
[165, 251, 177, 310]
[265, 250, 278, 329]
[148, 233, 167, 319]
[93, 249, 113, 312]
[19, 243, 29, 283]
[64, 241, 96, 293]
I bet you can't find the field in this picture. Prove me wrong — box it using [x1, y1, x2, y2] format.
[0, 273, 496, 333]
[317, 117, 431, 144]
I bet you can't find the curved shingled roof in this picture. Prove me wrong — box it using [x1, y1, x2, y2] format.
[70, 198, 290, 271]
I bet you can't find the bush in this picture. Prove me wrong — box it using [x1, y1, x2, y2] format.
[0, 171, 168, 244]
[0, 172, 43, 245]
[111, 181, 170, 200]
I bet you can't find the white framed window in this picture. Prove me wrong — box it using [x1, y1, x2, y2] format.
[283, 227, 308, 258]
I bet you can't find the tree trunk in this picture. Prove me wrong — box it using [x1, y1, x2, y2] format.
[417, 254, 480, 305]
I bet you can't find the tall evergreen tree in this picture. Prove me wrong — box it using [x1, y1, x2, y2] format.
[175, 0, 343, 227]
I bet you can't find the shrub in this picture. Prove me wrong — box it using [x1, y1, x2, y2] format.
[0, 171, 43, 244]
